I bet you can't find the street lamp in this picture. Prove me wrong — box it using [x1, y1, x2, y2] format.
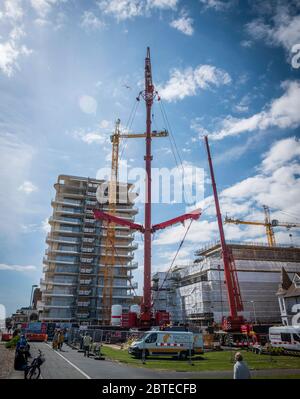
[250, 300, 257, 324]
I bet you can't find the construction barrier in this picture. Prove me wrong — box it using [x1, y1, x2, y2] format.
[1, 333, 13, 342]
[25, 333, 48, 342]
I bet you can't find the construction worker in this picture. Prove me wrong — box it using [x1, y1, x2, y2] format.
[233, 352, 251, 379]
[83, 333, 92, 357]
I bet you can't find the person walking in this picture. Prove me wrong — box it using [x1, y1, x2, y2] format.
[83, 333, 92, 357]
[233, 352, 251, 379]
[58, 331, 65, 351]
[52, 330, 59, 350]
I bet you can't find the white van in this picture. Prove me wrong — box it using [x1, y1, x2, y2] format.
[128, 330, 203, 359]
[269, 326, 300, 352]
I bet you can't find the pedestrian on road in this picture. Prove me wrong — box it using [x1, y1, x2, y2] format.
[83, 334, 92, 357]
[52, 330, 59, 350]
[233, 352, 251, 379]
[58, 331, 65, 351]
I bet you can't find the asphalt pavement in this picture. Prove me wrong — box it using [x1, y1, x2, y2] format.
[9, 342, 300, 379]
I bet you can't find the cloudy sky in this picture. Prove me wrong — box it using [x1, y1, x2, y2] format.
[0, 0, 300, 316]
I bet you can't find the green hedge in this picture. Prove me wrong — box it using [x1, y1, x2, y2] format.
[5, 335, 20, 349]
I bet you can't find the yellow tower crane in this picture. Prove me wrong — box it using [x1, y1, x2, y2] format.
[224, 205, 300, 247]
[101, 119, 168, 325]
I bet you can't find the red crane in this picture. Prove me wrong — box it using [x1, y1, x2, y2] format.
[94, 48, 202, 327]
[204, 136, 244, 331]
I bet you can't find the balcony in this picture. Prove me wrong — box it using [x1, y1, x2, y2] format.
[80, 257, 94, 264]
[46, 248, 79, 255]
[43, 291, 74, 297]
[80, 268, 93, 274]
[46, 234, 80, 244]
[82, 237, 95, 244]
[78, 290, 91, 296]
[49, 216, 81, 225]
[81, 247, 95, 253]
[51, 199, 83, 208]
[84, 218, 96, 224]
[83, 227, 95, 234]
[86, 200, 97, 206]
[99, 242, 138, 251]
[42, 280, 76, 286]
[77, 302, 90, 307]
[49, 227, 81, 236]
[44, 257, 78, 266]
[98, 262, 138, 269]
[99, 250, 134, 259]
[79, 279, 92, 285]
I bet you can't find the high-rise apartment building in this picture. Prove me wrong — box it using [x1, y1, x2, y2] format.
[40, 175, 138, 323]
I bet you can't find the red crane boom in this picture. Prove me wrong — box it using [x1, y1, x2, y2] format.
[204, 136, 244, 331]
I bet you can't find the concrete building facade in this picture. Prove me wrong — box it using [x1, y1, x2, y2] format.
[152, 242, 300, 327]
[40, 175, 138, 324]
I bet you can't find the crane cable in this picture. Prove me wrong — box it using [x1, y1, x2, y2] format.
[154, 218, 194, 303]
[159, 100, 197, 207]
[119, 99, 140, 161]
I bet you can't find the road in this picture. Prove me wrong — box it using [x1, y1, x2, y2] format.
[9, 342, 300, 379]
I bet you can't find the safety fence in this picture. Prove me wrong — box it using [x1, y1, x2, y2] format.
[67, 328, 145, 349]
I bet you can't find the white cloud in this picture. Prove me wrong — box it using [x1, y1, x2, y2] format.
[0, 263, 37, 272]
[147, 0, 178, 10]
[70, 128, 107, 145]
[155, 136, 300, 251]
[98, 0, 178, 21]
[80, 11, 106, 31]
[99, 119, 112, 129]
[30, 0, 64, 18]
[245, 4, 300, 53]
[0, 41, 29, 77]
[18, 181, 38, 194]
[2, 0, 24, 21]
[240, 40, 253, 48]
[98, 0, 144, 21]
[209, 80, 300, 140]
[9, 26, 26, 41]
[0, 2, 32, 77]
[78, 95, 98, 114]
[199, 0, 232, 11]
[170, 14, 194, 36]
[261, 136, 300, 173]
[159, 65, 231, 102]
[41, 217, 50, 233]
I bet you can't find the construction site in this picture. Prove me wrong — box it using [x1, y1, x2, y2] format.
[34, 48, 300, 340]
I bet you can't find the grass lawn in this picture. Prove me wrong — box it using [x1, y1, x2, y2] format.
[101, 345, 300, 373]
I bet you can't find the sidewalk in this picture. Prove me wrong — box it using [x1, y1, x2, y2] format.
[8, 369, 23, 379]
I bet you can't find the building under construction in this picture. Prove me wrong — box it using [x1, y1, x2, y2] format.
[39, 174, 138, 324]
[152, 241, 300, 327]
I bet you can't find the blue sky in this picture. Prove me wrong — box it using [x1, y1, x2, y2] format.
[0, 0, 300, 316]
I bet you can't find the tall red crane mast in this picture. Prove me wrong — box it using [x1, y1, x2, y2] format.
[94, 48, 202, 327]
[204, 136, 244, 331]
